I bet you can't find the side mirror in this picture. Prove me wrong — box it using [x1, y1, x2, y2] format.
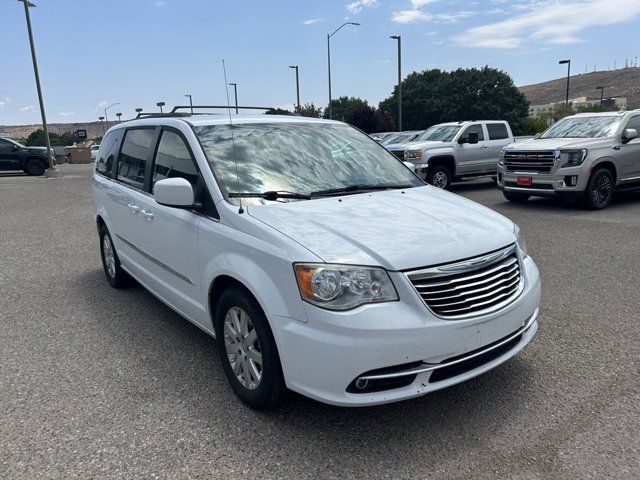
[154, 177, 195, 208]
[468, 132, 479, 144]
[533, 133, 542, 140]
[11, 146, 19, 152]
[622, 128, 637, 143]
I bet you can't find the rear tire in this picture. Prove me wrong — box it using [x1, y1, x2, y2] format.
[215, 286, 287, 410]
[99, 225, 132, 288]
[503, 191, 530, 203]
[426, 165, 452, 189]
[582, 168, 614, 210]
[24, 159, 46, 176]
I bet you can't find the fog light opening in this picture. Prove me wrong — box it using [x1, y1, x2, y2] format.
[564, 175, 578, 187]
[355, 378, 369, 390]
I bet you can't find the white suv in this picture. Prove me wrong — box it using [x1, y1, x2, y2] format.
[93, 113, 541, 409]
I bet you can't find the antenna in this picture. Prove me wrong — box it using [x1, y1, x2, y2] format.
[222, 59, 244, 214]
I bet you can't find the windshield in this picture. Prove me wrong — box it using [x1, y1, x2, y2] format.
[194, 122, 422, 205]
[540, 116, 621, 139]
[6, 139, 25, 148]
[414, 125, 461, 142]
[381, 131, 418, 146]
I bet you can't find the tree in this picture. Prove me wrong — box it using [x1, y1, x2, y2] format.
[25, 129, 76, 147]
[522, 116, 550, 136]
[265, 107, 293, 115]
[343, 105, 396, 133]
[323, 96, 368, 121]
[298, 103, 323, 118]
[379, 67, 530, 134]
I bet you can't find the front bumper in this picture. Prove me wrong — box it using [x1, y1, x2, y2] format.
[497, 162, 588, 197]
[271, 256, 541, 406]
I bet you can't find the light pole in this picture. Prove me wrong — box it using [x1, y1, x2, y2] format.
[185, 94, 193, 114]
[390, 35, 402, 131]
[228, 83, 238, 114]
[289, 65, 300, 112]
[596, 86, 604, 105]
[104, 102, 120, 124]
[327, 22, 360, 120]
[559, 59, 571, 106]
[18, 0, 57, 175]
[135, 107, 143, 117]
[98, 116, 105, 136]
[157, 101, 165, 113]
[116, 112, 122, 123]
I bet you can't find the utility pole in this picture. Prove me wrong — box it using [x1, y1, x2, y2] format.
[116, 112, 122, 123]
[98, 116, 105, 135]
[559, 59, 571, 106]
[327, 22, 360, 119]
[596, 86, 604, 105]
[18, 0, 58, 176]
[157, 101, 165, 113]
[390, 35, 402, 131]
[185, 94, 193, 114]
[135, 107, 143, 117]
[289, 66, 300, 112]
[228, 83, 238, 114]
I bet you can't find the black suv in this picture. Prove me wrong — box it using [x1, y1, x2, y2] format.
[0, 137, 52, 176]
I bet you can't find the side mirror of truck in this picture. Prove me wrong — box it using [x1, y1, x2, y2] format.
[622, 128, 637, 143]
[11, 146, 19, 152]
[467, 132, 479, 144]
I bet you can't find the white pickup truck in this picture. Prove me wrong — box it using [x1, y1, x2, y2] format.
[394, 120, 515, 189]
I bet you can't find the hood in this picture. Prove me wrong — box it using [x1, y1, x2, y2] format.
[508, 137, 612, 150]
[247, 186, 515, 271]
[26, 146, 48, 153]
[402, 140, 451, 152]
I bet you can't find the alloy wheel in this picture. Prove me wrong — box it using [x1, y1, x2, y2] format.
[223, 307, 263, 390]
[102, 235, 116, 278]
[591, 172, 613, 208]
[432, 171, 448, 189]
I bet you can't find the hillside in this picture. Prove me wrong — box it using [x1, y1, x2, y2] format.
[0, 120, 117, 142]
[519, 67, 640, 107]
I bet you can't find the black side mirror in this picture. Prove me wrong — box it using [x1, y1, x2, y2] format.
[468, 132, 479, 144]
[11, 146, 19, 152]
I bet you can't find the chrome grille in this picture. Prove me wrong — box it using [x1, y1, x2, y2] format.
[389, 150, 404, 160]
[504, 150, 555, 173]
[407, 245, 522, 319]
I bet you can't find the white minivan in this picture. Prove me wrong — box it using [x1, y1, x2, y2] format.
[93, 113, 540, 409]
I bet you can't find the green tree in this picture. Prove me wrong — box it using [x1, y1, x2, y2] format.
[379, 67, 530, 134]
[265, 107, 293, 115]
[323, 96, 368, 121]
[522, 116, 550, 136]
[343, 105, 395, 133]
[298, 103, 323, 118]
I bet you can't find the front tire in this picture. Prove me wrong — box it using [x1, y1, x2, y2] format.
[215, 286, 286, 410]
[99, 225, 132, 288]
[503, 191, 530, 203]
[582, 168, 614, 210]
[24, 158, 46, 176]
[426, 165, 452, 189]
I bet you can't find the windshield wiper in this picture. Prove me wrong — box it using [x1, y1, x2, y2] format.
[228, 191, 311, 201]
[311, 183, 414, 197]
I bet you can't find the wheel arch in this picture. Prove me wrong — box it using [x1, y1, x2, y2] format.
[428, 155, 456, 175]
[590, 158, 617, 184]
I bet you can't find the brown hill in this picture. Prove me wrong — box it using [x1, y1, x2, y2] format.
[0, 120, 118, 142]
[519, 67, 640, 107]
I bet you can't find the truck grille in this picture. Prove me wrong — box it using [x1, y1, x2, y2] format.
[389, 150, 404, 160]
[407, 246, 522, 319]
[504, 151, 555, 173]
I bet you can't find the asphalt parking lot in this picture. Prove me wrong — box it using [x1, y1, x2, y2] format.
[1, 163, 639, 479]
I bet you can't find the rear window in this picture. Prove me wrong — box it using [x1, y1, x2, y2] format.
[117, 129, 155, 189]
[487, 123, 509, 140]
[96, 131, 120, 177]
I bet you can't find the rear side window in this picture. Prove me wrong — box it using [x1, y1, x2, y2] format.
[487, 123, 509, 140]
[117, 129, 155, 189]
[96, 131, 120, 177]
[152, 130, 199, 191]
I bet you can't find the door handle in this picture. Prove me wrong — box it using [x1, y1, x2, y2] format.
[128, 203, 140, 213]
[480, 145, 489, 149]
[612, 145, 621, 150]
[140, 209, 154, 220]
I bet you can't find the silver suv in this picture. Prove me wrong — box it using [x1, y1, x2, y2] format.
[497, 110, 640, 209]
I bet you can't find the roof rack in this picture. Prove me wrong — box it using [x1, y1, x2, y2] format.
[135, 112, 193, 119]
[135, 105, 277, 119]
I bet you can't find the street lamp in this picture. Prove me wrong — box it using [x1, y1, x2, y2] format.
[390, 35, 402, 131]
[18, 0, 57, 175]
[104, 102, 121, 124]
[157, 101, 165, 113]
[327, 22, 360, 119]
[116, 112, 122, 123]
[228, 83, 238, 114]
[289, 65, 300, 112]
[559, 59, 571, 106]
[98, 116, 105, 135]
[135, 107, 143, 117]
[596, 86, 604, 105]
[185, 94, 193, 114]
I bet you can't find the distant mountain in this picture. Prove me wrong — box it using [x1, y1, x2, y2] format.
[519, 67, 640, 107]
[0, 120, 117, 142]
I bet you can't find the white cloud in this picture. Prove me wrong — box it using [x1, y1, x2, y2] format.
[20, 105, 35, 113]
[0, 97, 11, 108]
[97, 100, 108, 108]
[303, 18, 323, 25]
[346, 0, 377, 14]
[59, 111, 76, 117]
[410, 0, 438, 6]
[455, 0, 640, 48]
[392, 9, 472, 24]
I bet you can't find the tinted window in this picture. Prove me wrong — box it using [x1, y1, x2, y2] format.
[0, 139, 10, 151]
[487, 123, 509, 140]
[117, 129, 155, 189]
[96, 131, 120, 177]
[152, 131, 199, 191]
[460, 124, 485, 142]
[624, 116, 640, 133]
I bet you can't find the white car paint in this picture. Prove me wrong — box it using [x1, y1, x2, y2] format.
[93, 115, 540, 407]
[90, 144, 100, 160]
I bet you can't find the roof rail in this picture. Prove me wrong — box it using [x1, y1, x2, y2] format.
[135, 112, 193, 119]
[170, 105, 275, 113]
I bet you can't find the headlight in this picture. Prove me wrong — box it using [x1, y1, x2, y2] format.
[404, 150, 423, 160]
[294, 264, 398, 310]
[560, 149, 587, 167]
[513, 224, 528, 258]
[499, 148, 506, 164]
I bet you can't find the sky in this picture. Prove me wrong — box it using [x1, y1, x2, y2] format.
[1, 0, 639, 126]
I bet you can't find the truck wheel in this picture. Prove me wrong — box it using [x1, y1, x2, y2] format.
[426, 165, 451, 189]
[99, 225, 132, 288]
[215, 286, 287, 410]
[24, 159, 46, 176]
[503, 191, 530, 203]
[582, 168, 614, 210]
